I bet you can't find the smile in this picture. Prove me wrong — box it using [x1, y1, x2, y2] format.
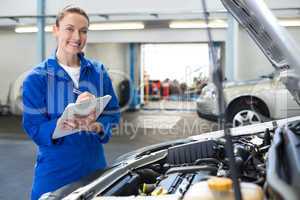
[68, 41, 81, 47]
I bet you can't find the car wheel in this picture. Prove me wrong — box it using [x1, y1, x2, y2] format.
[227, 103, 269, 127]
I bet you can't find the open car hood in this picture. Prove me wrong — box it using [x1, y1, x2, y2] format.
[220, 0, 300, 104]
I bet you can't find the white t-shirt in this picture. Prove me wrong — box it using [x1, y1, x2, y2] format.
[59, 62, 80, 88]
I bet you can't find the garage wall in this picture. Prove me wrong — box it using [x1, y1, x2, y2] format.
[87, 29, 226, 43]
[0, 25, 300, 103]
[236, 27, 300, 81]
[236, 28, 273, 80]
[85, 43, 130, 97]
[0, 31, 133, 104]
[0, 28, 227, 104]
[0, 30, 56, 104]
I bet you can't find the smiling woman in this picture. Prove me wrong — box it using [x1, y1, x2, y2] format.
[54, 7, 89, 66]
[22, 6, 120, 200]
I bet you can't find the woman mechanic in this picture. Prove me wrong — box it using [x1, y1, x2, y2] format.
[22, 6, 120, 200]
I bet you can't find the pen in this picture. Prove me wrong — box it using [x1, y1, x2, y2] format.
[73, 88, 82, 95]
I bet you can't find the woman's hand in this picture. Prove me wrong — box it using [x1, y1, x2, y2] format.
[76, 91, 95, 103]
[57, 118, 78, 131]
[74, 92, 97, 130]
[57, 116, 103, 133]
[57, 91, 102, 133]
[87, 122, 103, 133]
[75, 91, 102, 133]
[74, 109, 96, 131]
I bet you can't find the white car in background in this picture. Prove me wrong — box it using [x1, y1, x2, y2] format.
[196, 72, 300, 127]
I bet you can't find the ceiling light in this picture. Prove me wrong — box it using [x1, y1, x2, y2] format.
[15, 22, 145, 33]
[15, 25, 53, 33]
[169, 18, 300, 29]
[169, 20, 227, 29]
[89, 22, 144, 30]
[210, 19, 228, 28]
[44, 25, 53, 32]
[279, 19, 300, 27]
[15, 26, 38, 33]
[169, 20, 206, 29]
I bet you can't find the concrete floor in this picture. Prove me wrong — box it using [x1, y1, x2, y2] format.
[0, 104, 217, 200]
[142, 99, 197, 111]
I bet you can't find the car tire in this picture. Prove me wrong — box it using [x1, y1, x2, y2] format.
[226, 102, 269, 127]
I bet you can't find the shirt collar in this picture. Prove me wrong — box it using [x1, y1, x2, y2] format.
[46, 50, 93, 79]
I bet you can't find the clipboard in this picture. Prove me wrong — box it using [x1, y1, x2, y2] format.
[52, 95, 112, 139]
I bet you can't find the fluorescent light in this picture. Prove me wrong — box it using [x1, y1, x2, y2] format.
[170, 18, 300, 29]
[89, 22, 144, 30]
[15, 22, 145, 33]
[15, 25, 53, 33]
[169, 20, 227, 29]
[169, 21, 206, 29]
[44, 25, 53, 32]
[210, 19, 228, 28]
[15, 26, 38, 33]
[279, 19, 300, 27]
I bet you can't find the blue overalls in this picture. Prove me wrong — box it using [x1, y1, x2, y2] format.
[22, 52, 120, 200]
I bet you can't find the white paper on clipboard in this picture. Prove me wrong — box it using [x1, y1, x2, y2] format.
[52, 95, 111, 139]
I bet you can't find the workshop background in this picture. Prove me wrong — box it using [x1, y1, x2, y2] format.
[0, 0, 300, 199]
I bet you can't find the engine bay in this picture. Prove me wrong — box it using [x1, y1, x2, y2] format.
[46, 119, 300, 200]
[94, 130, 271, 200]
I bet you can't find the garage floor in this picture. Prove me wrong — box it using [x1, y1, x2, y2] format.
[0, 107, 217, 200]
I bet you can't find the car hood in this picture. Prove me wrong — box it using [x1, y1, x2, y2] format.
[220, 0, 300, 104]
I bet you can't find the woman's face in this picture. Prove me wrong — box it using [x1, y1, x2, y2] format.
[53, 13, 89, 56]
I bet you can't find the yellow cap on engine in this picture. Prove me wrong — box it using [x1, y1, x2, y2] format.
[151, 187, 168, 196]
[208, 177, 233, 192]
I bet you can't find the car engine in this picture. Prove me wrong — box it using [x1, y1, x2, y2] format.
[94, 131, 271, 200]
[44, 120, 300, 200]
